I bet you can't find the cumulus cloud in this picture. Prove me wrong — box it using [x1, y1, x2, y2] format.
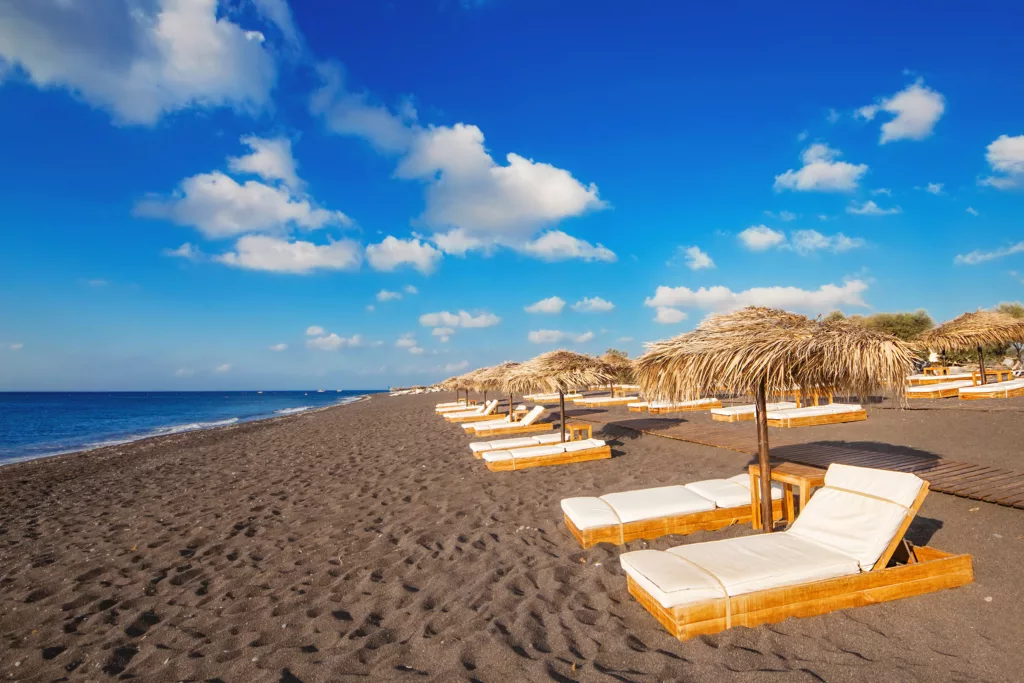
[738, 225, 786, 251]
[376, 289, 402, 302]
[419, 310, 500, 328]
[525, 296, 566, 314]
[269, 343, 288, 351]
[654, 307, 688, 324]
[216, 235, 361, 274]
[228, 135, 300, 187]
[0, 0, 281, 125]
[365, 236, 442, 274]
[924, 182, 943, 195]
[954, 241, 1024, 266]
[311, 66, 610, 260]
[519, 231, 616, 262]
[789, 230, 865, 255]
[871, 188, 893, 196]
[215, 363, 232, 373]
[572, 296, 615, 313]
[527, 330, 594, 344]
[645, 280, 869, 315]
[163, 242, 203, 261]
[308, 332, 364, 350]
[846, 200, 902, 216]
[136, 170, 350, 239]
[431, 327, 455, 343]
[395, 333, 418, 349]
[404, 285, 418, 294]
[681, 245, 715, 270]
[966, 207, 979, 216]
[980, 134, 1024, 189]
[9, 343, 25, 351]
[774, 143, 868, 193]
[856, 80, 945, 144]
[175, 367, 194, 377]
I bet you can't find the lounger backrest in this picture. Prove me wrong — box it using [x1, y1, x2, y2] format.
[482, 399, 498, 415]
[787, 464, 924, 570]
[520, 406, 545, 425]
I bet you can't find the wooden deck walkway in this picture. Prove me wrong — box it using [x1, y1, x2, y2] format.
[569, 410, 1024, 510]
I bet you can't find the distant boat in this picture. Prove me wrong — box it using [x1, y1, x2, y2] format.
[317, 389, 325, 393]
[257, 391, 263, 394]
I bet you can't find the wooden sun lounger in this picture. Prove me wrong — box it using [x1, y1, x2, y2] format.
[959, 379, 1024, 400]
[649, 399, 722, 414]
[472, 421, 554, 438]
[621, 468, 973, 641]
[566, 499, 784, 548]
[766, 405, 867, 428]
[711, 402, 797, 422]
[627, 402, 649, 413]
[907, 381, 974, 399]
[572, 396, 639, 407]
[483, 441, 611, 472]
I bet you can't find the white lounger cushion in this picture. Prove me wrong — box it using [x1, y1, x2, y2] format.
[601, 486, 714, 524]
[907, 380, 974, 394]
[469, 433, 564, 453]
[650, 398, 718, 409]
[767, 403, 863, 419]
[907, 372, 973, 382]
[959, 378, 1024, 395]
[577, 396, 639, 404]
[711, 402, 796, 417]
[685, 477, 782, 509]
[446, 400, 498, 418]
[463, 416, 511, 430]
[622, 533, 860, 609]
[483, 438, 606, 464]
[627, 401, 649, 409]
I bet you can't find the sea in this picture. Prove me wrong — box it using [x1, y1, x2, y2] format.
[0, 390, 383, 465]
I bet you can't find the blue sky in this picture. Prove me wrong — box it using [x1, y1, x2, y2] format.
[1, 0, 1022, 390]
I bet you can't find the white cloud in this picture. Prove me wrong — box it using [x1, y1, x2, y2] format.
[871, 188, 893, 196]
[779, 210, 798, 222]
[269, 343, 288, 351]
[572, 296, 615, 313]
[175, 368, 194, 377]
[308, 332, 364, 351]
[645, 280, 869, 315]
[395, 333, 419, 350]
[376, 289, 402, 302]
[954, 241, 1024, 266]
[527, 329, 594, 344]
[738, 225, 786, 251]
[419, 310, 500, 328]
[404, 285, 418, 295]
[215, 363, 232, 373]
[431, 229, 484, 257]
[0, 0, 280, 125]
[431, 327, 455, 343]
[525, 296, 565, 314]
[966, 207, 979, 216]
[228, 136, 300, 188]
[654, 307, 688, 324]
[790, 230, 865, 254]
[846, 200, 902, 216]
[857, 80, 946, 144]
[924, 182, 943, 195]
[408, 346, 424, 355]
[444, 360, 469, 372]
[365, 236, 443, 274]
[681, 245, 715, 270]
[774, 143, 868, 193]
[137, 170, 350, 240]
[305, 326, 325, 336]
[366, 304, 375, 312]
[826, 108, 840, 123]
[163, 242, 202, 261]
[617, 336, 634, 343]
[520, 231, 616, 262]
[9, 343, 24, 351]
[216, 235, 362, 274]
[980, 135, 1024, 189]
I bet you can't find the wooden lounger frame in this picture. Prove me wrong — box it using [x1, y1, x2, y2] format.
[485, 444, 611, 472]
[767, 408, 867, 428]
[572, 397, 637, 407]
[649, 399, 723, 415]
[908, 385, 965, 399]
[712, 410, 753, 422]
[565, 499, 784, 549]
[446, 410, 500, 423]
[959, 383, 1024, 400]
[628, 404, 649, 413]
[532, 395, 581, 404]
[473, 437, 578, 459]
[625, 483, 974, 640]
[470, 421, 554, 437]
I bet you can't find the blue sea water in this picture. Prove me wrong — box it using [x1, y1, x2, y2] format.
[0, 390, 383, 464]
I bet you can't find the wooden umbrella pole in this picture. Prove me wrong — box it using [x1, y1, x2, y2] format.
[559, 389, 566, 442]
[755, 378, 774, 533]
[508, 393, 513, 419]
[977, 345, 988, 385]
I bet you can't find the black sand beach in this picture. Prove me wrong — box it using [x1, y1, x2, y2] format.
[1, 393, 1022, 681]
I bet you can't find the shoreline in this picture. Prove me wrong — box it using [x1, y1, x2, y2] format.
[0, 393, 374, 469]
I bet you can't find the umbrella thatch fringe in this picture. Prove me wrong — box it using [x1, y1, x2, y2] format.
[504, 350, 616, 394]
[916, 310, 1024, 353]
[636, 307, 915, 403]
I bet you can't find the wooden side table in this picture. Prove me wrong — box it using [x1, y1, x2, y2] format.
[566, 423, 593, 441]
[973, 368, 1012, 384]
[748, 463, 827, 530]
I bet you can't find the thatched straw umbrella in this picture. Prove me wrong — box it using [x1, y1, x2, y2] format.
[600, 351, 636, 387]
[636, 307, 915, 532]
[473, 361, 521, 418]
[916, 310, 1024, 385]
[504, 350, 616, 442]
[438, 375, 463, 403]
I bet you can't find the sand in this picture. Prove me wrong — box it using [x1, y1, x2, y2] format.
[1, 393, 1022, 681]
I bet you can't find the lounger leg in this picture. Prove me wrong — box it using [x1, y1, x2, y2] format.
[783, 484, 795, 524]
[798, 481, 810, 516]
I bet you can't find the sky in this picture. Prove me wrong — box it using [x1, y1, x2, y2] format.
[0, 0, 1022, 391]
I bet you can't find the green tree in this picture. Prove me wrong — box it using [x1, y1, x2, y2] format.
[861, 310, 934, 341]
[823, 310, 846, 322]
[604, 348, 629, 359]
[994, 302, 1024, 362]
